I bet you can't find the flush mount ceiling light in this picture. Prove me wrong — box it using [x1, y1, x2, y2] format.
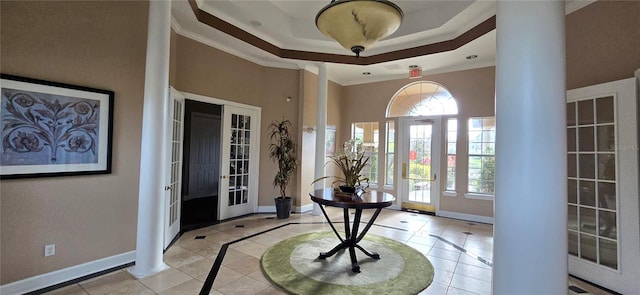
[316, 0, 403, 58]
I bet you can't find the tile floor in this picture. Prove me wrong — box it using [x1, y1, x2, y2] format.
[42, 208, 612, 295]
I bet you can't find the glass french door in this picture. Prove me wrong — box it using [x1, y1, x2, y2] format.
[399, 118, 441, 212]
[165, 88, 184, 248]
[567, 77, 639, 294]
[219, 105, 259, 220]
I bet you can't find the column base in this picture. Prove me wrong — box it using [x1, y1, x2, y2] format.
[127, 262, 169, 279]
[312, 203, 323, 216]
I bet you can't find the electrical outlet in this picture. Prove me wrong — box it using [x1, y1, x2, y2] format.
[44, 244, 55, 257]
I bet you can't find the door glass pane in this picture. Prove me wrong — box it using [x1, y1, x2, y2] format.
[579, 154, 595, 179]
[599, 239, 617, 269]
[580, 207, 596, 235]
[598, 210, 616, 239]
[578, 100, 594, 125]
[568, 205, 578, 230]
[568, 154, 576, 178]
[597, 125, 615, 152]
[579, 180, 595, 206]
[567, 102, 576, 126]
[578, 127, 594, 151]
[598, 154, 616, 181]
[580, 234, 597, 263]
[408, 124, 432, 204]
[568, 179, 577, 204]
[567, 128, 576, 152]
[231, 114, 238, 128]
[568, 231, 579, 256]
[596, 96, 614, 124]
[598, 182, 616, 210]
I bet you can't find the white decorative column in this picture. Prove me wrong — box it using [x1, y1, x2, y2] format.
[128, 0, 171, 278]
[493, 0, 567, 293]
[313, 63, 328, 215]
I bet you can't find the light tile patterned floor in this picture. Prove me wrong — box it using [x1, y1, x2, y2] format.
[42, 208, 613, 295]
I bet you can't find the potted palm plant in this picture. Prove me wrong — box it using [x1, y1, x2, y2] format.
[312, 139, 370, 193]
[268, 119, 298, 219]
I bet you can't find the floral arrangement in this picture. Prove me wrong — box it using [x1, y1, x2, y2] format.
[313, 139, 370, 191]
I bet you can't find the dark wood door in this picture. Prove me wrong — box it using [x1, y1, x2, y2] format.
[188, 113, 220, 198]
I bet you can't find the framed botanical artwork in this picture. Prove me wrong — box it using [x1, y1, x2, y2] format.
[0, 74, 114, 179]
[326, 127, 336, 156]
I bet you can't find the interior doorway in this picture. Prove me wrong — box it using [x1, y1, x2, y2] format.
[181, 100, 222, 231]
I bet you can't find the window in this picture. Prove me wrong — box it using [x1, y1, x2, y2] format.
[352, 122, 379, 186]
[386, 81, 458, 117]
[446, 119, 457, 191]
[385, 120, 395, 187]
[467, 117, 495, 195]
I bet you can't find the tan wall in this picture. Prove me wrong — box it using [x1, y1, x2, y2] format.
[173, 35, 301, 207]
[344, 67, 496, 217]
[260, 68, 300, 205]
[0, 1, 148, 284]
[566, 1, 640, 90]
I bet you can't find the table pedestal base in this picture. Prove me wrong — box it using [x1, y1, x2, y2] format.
[317, 206, 384, 273]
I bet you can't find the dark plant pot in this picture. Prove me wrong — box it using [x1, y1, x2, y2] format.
[339, 185, 356, 193]
[275, 197, 292, 219]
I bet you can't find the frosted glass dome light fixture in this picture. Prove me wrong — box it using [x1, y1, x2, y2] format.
[315, 0, 403, 57]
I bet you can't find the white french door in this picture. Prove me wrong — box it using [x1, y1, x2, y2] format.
[218, 105, 260, 220]
[398, 117, 441, 212]
[567, 77, 639, 294]
[164, 87, 185, 248]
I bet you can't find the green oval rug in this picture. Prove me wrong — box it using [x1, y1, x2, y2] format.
[261, 231, 434, 295]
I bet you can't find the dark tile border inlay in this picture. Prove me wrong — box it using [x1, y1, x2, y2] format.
[235, 224, 245, 228]
[25, 262, 135, 295]
[568, 286, 588, 293]
[195, 235, 206, 240]
[429, 234, 493, 267]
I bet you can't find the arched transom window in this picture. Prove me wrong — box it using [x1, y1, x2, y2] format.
[386, 82, 458, 117]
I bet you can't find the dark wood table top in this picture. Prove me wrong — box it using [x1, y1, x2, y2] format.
[309, 188, 395, 209]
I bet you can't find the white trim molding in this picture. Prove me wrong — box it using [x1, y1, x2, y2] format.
[0, 251, 135, 295]
[257, 203, 314, 214]
[464, 192, 494, 201]
[443, 191, 458, 197]
[437, 210, 494, 224]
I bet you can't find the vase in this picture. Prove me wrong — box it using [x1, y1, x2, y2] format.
[339, 185, 356, 193]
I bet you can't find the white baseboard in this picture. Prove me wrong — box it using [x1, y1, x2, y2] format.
[437, 210, 494, 224]
[0, 251, 135, 295]
[257, 205, 276, 213]
[257, 203, 313, 214]
[296, 203, 314, 213]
